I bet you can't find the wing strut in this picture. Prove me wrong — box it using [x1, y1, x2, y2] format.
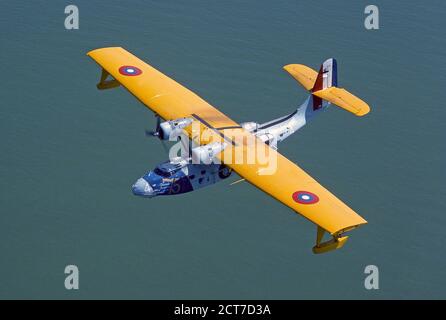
[313, 226, 349, 254]
[96, 68, 120, 90]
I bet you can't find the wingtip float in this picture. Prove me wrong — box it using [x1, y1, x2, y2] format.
[88, 47, 370, 254]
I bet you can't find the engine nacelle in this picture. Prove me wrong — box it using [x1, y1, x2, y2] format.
[240, 121, 259, 132]
[191, 142, 228, 164]
[159, 117, 194, 140]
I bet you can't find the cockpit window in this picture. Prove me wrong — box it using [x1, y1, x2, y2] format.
[154, 167, 171, 177]
[153, 161, 184, 178]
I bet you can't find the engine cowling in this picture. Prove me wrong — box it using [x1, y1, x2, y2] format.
[159, 117, 194, 140]
[191, 142, 228, 164]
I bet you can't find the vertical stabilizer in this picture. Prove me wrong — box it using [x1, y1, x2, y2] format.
[312, 58, 337, 92]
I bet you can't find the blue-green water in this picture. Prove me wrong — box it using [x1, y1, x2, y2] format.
[1, 0, 445, 299]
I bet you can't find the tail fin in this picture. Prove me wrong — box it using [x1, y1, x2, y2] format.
[311, 58, 337, 92]
[284, 59, 370, 117]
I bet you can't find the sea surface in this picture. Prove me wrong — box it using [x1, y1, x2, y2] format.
[0, 0, 445, 299]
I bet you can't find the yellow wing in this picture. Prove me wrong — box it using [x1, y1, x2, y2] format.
[216, 139, 367, 253]
[88, 47, 367, 253]
[87, 47, 238, 128]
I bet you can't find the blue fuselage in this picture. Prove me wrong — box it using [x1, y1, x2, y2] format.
[132, 160, 232, 197]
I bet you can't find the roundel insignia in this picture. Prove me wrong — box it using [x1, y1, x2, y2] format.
[292, 191, 319, 204]
[118, 65, 142, 76]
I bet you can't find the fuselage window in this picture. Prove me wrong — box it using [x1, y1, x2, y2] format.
[201, 170, 206, 175]
[189, 175, 195, 180]
[198, 178, 204, 184]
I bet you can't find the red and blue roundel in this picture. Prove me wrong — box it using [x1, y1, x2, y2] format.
[119, 65, 142, 76]
[292, 191, 319, 204]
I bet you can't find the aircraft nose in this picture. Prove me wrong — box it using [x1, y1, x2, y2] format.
[132, 178, 154, 197]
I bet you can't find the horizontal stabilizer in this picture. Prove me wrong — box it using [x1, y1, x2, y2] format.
[313, 87, 370, 116]
[283, 64, 318, 91]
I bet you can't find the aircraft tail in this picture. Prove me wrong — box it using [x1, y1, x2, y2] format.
[284, 58, 370, 116]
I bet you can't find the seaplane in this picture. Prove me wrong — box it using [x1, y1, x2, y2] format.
[87, 47, 370, 254]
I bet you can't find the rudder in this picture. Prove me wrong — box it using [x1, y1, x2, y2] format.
[311, 58, 337, 92]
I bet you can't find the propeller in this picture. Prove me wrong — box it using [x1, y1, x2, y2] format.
[144, 115, 161, 137]
[145, 115, 169, 154]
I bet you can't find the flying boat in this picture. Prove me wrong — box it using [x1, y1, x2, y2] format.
[88, 47, 370, 253]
